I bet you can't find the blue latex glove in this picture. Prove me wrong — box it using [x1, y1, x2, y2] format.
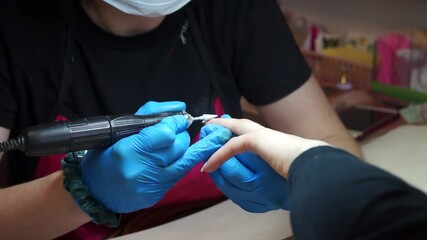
[80, 101, 232, 213]
[200, 121, 290, 213]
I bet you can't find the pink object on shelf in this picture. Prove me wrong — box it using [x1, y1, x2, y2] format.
[310, 26, 319, 52]
[376, 33, 411, 85]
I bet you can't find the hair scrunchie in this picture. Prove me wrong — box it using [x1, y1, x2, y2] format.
[61, 151, 120, 228]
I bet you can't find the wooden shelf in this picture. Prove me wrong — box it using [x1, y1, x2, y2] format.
[302, 49, 373, 91]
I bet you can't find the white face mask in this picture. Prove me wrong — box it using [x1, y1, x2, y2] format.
[103, 0, 191, 17]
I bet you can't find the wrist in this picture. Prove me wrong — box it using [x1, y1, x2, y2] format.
[61, 151, 121, 228]
[284, 140, 330, 178]
[48, 171, 92, 225]
[298, 139, 330, 155]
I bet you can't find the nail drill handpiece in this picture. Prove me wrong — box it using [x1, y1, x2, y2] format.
[0, 111, 217, 156]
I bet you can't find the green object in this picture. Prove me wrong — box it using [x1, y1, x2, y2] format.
[61, 151, 120, 228]
[400, 104, 426, 124]
[371, 81, 427, 104]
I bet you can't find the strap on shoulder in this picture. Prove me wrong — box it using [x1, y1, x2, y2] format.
[185, 4, 242, 117]
[46, 0, 77, 121]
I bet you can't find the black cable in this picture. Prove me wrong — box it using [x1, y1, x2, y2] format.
[0, 135, 25, 152]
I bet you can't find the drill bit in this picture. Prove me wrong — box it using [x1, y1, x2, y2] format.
[192, 114, 218, 123]
[185, 113, 218, 126]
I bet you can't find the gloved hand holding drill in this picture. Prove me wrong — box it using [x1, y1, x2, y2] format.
[68, 102, 296, 221]
[77, 101, 232, 213]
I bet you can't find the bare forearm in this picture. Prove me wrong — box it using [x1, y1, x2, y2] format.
[0, 171, 91, 239]
[256, 77, 363, 159]
[319, 133, 363, 159]
[258, 103, 363, 159]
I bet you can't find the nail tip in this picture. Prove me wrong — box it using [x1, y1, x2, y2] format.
[201, 166, 210, 173]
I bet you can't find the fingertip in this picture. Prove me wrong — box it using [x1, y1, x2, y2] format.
[200, 123, 233, 140]
[200, 163, 207, 172]
[167, 101, 186, 111]
[201, 162, 215, 173]
[217, 128, 233, 144]
[202, 126, 233, 144]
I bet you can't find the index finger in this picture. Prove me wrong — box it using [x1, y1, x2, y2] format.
[206, 118, 264, 136]
[201, 132, 258, 173]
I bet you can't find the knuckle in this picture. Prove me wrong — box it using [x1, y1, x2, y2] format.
[240, 118, 252, 125]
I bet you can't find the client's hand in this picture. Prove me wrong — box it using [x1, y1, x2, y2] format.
[200, 119, 293, 212]
[202, 118, 329, 178]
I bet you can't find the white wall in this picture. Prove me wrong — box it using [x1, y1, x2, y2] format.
[280, 0, 427, 36]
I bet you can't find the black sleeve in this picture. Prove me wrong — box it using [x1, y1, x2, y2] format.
[232, 0, 311, 105]
[0, 34, 17, 129]
[288, 146, 427, 240]
[200, 0, 311, 106]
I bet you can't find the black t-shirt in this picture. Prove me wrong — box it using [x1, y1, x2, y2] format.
[289, 147, 427, 239]
[0, 0, 310, 183]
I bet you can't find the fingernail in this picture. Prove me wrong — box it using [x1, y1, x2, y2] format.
[200, 163, 208, 173]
